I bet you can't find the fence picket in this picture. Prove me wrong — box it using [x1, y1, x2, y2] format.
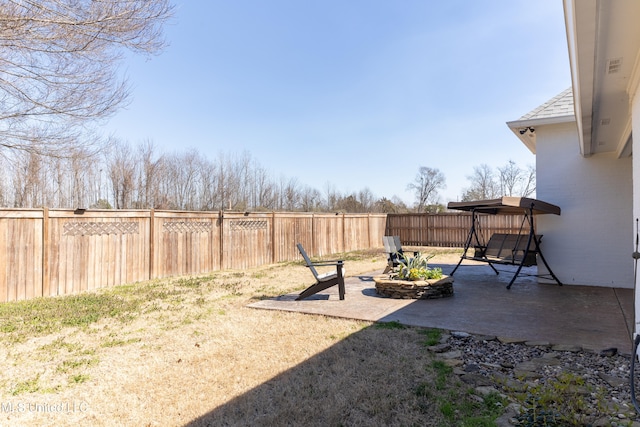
[0, 210, 527, 303]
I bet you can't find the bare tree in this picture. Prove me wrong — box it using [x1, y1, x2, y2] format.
[391, 196, 410, 213]
[251, 163, 277, 210]
[462, 162, 535, 201]
[335, 193, 363, 213]
[278, 176, 301, 211]
[498, 160, 521, 197]
[199, 159, 221, 211]
[0, 156, 9, 206]
[299, 186, 322, 212]
[0, 0, 173, 157]
[324, 183, 339, 212]
[214, 152, 245, 210]
[358, 188, 376, 212]
[50, 156, 67, 207]
[0, 135, 429, 212]
[11, 151, 45, 207]
[106, 140, 136, 209]
[374, 197, 396, 213]
[407, 167, 446, 213]
[498, 160, 535, 197]
[165, 150, 201, 210]
[68, 148, 97, 208]
[136, 140, 164, 208]
[521, 164, 536, 197]
[461, 164, 500, 201]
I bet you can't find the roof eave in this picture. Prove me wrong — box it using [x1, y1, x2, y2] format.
[564, 0, 597, 157]
[506, 115, 576, 154]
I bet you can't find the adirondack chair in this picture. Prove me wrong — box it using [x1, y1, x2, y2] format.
[296, 243, 345, 300]
[382, 236, 417, 273]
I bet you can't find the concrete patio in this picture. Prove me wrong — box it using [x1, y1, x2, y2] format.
[249, 260, 635, 354]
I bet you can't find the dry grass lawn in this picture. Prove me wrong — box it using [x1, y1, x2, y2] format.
[0, 247, 498, 427]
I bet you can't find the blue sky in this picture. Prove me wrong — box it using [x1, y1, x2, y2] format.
[102, 0, 571, 205]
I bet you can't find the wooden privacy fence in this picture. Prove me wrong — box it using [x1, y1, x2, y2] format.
[0, 209, 532, 303]
[0, 209, 387, 303]
[385, 212, 535, 247]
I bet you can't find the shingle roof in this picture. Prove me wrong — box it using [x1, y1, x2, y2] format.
[518, 87, 574, 120]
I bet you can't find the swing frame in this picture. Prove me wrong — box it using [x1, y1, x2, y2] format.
[448, 197, 563, 289]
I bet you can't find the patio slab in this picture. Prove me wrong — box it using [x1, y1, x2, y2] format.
[248, 261, 635, 354]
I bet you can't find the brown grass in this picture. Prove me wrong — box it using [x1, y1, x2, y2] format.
[0, 247, 487, 427]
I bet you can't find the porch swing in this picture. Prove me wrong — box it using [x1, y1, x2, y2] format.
[448, 197, 563, 289]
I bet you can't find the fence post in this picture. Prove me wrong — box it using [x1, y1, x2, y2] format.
[367, 213, 371, 249]
[149, 209, 154, 280]
[271, 211, 276, 264]
[219, 211, 224, 269]
[342, 213, 346, 253]
[425, 213, 429, 246]
[311, 213, 316, 255]
[42, 207, 49, 297]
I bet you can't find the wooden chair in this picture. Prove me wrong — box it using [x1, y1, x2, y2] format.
[382, 236, 417, 273]
[296, 243, 345, 300]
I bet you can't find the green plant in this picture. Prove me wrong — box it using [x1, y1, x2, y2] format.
[431, 359, 453, 390]
[101, 337, 142, 348]
[414, 381, 432, 398]
[420, 328, 443, 346]
[0, 293, 142, 341]
[440, 401, 455, 418]
[69, 374, 90, 384]
[424, 359, 507, 426]
[56, 357, 98, 373]
[374, 320, 406, 330]
[11, 375, 41, 395]
[395, 252, 443, 281]
[512, 372, 611, 426]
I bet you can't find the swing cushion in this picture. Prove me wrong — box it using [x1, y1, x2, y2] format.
[477, 233, 541, 267]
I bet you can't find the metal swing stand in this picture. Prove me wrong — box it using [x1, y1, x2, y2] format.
[448, 197, 563, 289]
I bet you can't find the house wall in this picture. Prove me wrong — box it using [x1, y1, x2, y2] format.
[535, 122, 633, 288]
[632, 86, 640, 294]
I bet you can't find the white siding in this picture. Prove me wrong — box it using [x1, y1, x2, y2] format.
[536, 122, 633, 288]
[632, 87, 640, 293]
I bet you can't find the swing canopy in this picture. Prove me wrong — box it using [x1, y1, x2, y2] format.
[447, 197, 561, 216]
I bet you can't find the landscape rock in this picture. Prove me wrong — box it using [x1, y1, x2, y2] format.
[426, 343, 451, 353]
[497, 336, 526, 344]
[373, 274, 454, 299]
[438, 349, 462, 359]
[524, 340, 551, 348]
[599, 372, 627, 388]
[601, 347, 618, 357]
[442, 331, 638, 425]
[443, 358, 463, 367]
[551, 343, 583, 352]
[474, 385, 503, 396]
[451, 331, 471, 338]
[459, 373, 494, 387]
[494, 403, 521, 427]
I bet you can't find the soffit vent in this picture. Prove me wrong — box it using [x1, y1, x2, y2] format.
[607, 58, 623, 74]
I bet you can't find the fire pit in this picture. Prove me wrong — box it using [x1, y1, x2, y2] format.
[373, 274, 454, 299]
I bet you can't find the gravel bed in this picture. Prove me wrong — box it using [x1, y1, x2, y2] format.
[433, 331, 640, 426]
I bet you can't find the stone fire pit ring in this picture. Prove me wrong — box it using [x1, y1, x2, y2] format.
[373, 274, 454, 299]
